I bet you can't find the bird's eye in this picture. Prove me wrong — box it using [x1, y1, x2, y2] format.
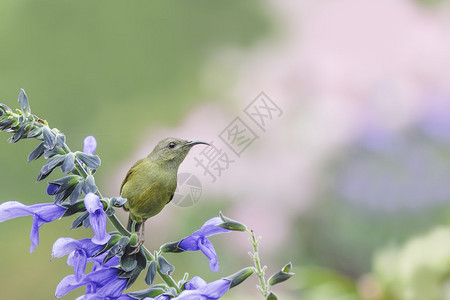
[168, 142, 176, 149]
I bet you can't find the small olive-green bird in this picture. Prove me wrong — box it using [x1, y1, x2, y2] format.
[120, 137, 209, 250]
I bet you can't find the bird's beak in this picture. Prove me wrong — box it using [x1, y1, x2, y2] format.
[186, 140, 210, 147]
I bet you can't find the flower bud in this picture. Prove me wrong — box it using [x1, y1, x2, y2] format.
[0, 103, 12, 115]
[268, 262, 294, 286]
[218, 211, 247, 231]
[225, 267, 254, 288]
[266, 292, 278, 300]
[160, 241, 184, 253]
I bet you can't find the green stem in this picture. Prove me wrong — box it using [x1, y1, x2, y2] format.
[247, 229, 269, 298]
[159, 270, 181, 293]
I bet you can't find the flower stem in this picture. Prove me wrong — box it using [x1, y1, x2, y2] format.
[247, 229, 269, 298]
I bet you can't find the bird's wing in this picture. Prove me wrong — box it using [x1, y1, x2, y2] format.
[120, 158, 145, 194]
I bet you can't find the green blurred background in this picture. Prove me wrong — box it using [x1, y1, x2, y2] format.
[2, 0, 450, 299]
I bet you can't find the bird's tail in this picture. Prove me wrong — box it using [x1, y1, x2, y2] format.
[127, 216, 141, 233]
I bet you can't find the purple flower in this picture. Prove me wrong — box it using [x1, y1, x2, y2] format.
[0, 201, 66, 252]
[47, 183, 59, 195]
[174, 276, 231, 300]
[52, 237, 104, 281]
[178, 217, 230, 272]
[56, 268, 128, 299]
[84, 193, 111, 245]
[90, 252, 120, 272]
[83, 136, 97, 155]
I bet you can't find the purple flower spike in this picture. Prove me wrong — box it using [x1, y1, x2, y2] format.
[84, 193, 111, 245]
[52, 237, 103, 280]
[0, 201, 66, 252]
[83, 136, 97, 155]
[178, 217, 230, 272]
[174, 277, 231, 300]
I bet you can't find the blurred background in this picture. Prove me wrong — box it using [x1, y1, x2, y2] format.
[1, 0, 450, 299]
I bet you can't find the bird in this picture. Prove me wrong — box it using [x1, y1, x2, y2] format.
[120, 137, 209, 253]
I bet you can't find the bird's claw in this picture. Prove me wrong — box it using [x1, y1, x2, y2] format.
[129, 237, 144, 255]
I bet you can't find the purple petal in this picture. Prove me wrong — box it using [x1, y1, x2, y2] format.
[0, 201, 34, 221]
[91, 253, 119, 271]
[179, 235, 201, 251]
[200, 217, 230, 237]
[184, 276, 207, 290]
[30, 203, 66, 222]
[52, 237, 80, 258]
[84, 193, 111, 245]
[0, 202, 66, 252]
[29, 204, 66, 253]
[198, 238, 219, 272]
[47, 183, 59, 195]
[55, 274, 85, 298]
[175, 278, 230, 299]
[89, 209, 110, 245]
[29, 215, 40, 253]
[96, 277, 127, 298]
[197, 278, 230, 299]
[85, 268, 119, 286]
[83, 136, 97, 155]
[73, 250, 88, 281]
[84, 193, 102, 214]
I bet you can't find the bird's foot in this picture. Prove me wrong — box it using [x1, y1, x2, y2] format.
[129, 237, 144, 255]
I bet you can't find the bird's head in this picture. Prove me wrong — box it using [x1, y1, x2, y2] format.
[148, 137, 209, 169]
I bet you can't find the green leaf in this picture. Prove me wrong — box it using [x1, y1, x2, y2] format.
[61, 199, 86, 217]
[158, 255, 175, 276]
[82, 175, 97, 194]
[26, 126, 42, 139]
[127, 285, 168, 299]
[42, 126, 56, 149]
[61, 152, 75, 174]
[120, 251, 137, 272]
[37, 154, 66, 181]
[76, 151, 101, 169]
[69, 180, 84, 204]
[145, 260, 158, 286]
[71, 211, 89, 229]
[28, 142, 46, 162]
[18, 89, 31, 116]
